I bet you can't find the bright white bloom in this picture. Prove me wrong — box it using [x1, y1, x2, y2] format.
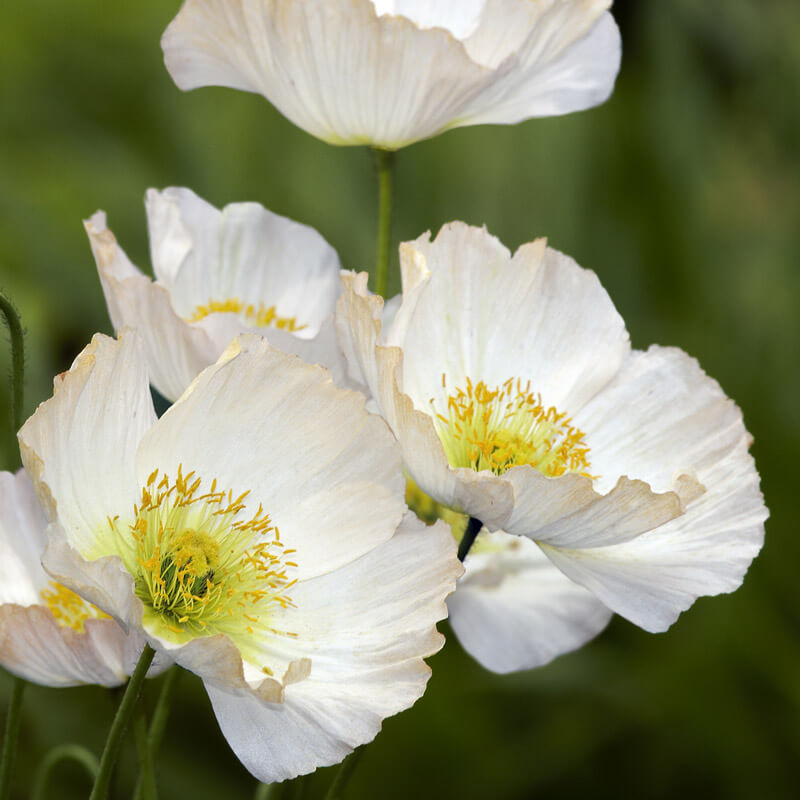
[161, 0, 621, 149]
[87, 187, 346, 402]
[0, 469, 166, 687]
[19, 331, 460, 781]
[337, 223, 767, 672]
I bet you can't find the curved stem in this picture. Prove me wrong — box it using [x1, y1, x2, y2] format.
[324, 746, 366, 800]
[0, 293, 25, 435]
[133, 667, 179, 800]
[457, 517, 483, 562]
[371, 148, 395, 299]
[0, 677, 25, 800]
[31, 744, 99, 800]
[89, 645, 155, 800]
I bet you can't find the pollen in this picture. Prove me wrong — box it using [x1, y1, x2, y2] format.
[110, 466, 296, 647]
[40, 582, 110, 633]
[430, 376, 593, 478]
[188, 298, 307, 333]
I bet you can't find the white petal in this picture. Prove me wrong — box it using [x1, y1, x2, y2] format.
[0, 473, 171, 687]
[205, 513, 460, 782]
[507, 472, 682, 548]
[0, 470, 49, 605]
[396, 224, 630, 415]
[19, 332, 155, 560]
[145, 188, 342, 334]
[41, 526, 142, 630]
[336, 273, 514, 527]
[0, 606, 132, 687]
[448, 532, 612, 673]
[372, 0, 485, 39]
[461, 5, 620, 124]
[541, 439, 767, 632]
[86, 212, 220, 402]
[251, 512, 459, 677]
[575, 346, 748, 495]
[162, 0, 496, 148]
[136, 336, 406, 581]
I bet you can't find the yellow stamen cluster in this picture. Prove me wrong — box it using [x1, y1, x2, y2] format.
[110, 467, 296, 645]
[430, 376, 593, 478]
[40, 582, 109, 633]
[189, 298, 307, 332]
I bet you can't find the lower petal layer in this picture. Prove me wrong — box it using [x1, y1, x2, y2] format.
[204, 513, 460, 782]
[540, 440, 766, 632]
[448, 532, 612, 673]
[0, 605, 165, 688]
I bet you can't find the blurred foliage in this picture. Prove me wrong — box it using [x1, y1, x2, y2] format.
[1, 1, 799, 798]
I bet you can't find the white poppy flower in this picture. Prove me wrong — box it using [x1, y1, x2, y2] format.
[0, 469, 166, 687]
[336, 223, 767, 671]
[161, 0, 621, 149]
[19, 331, 460, 781]
[87, 187, 346, 403]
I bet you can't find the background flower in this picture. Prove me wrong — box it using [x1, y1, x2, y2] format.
[0, 469, 168, 687]
[88, 187, 346, 402]
[161, 0, 620, 148]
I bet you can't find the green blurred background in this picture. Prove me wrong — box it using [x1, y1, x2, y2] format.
[1, 1, 799, 798]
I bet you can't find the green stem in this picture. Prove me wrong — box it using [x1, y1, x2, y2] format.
[0, 678, 25, 800]
[0, 293, 24, 435]
[31, 744, 99, 800]
[89, 645, 155, 800]
[324, 746, 366, 800]
[254, 783, 276, 800]
[457, 517, 483, 562]
[133, 667, 179, 800]
[371, 148, 395, 299]
[133, 706, 157, 800]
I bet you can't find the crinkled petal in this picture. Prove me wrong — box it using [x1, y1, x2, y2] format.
[86, 212, 220, 402]
[0, 470, 49, 604]
[540, 439, 767, 632]
[460, 4, 620, 124]
[41, 525, 142, 630]
[162, 0, 500, 148]
[372, 0, 485, 39]
[163, 0, 618, 147]
[575, 346, 748, 495]
[396, 223, 629, 414]
[19, 332, 155, 560]
[448, 532, 612, 673]
[505, 470, 682, 548]
[145, 187, 342, 334]
[136, 336, 406, 581]
[336, 273, 513, 527]
[0, 473, 170, 687]
[0, 606, 139, 687]
[204, 513, 460, 782]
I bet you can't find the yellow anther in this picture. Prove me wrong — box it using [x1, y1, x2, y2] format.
[431, 376, 593, 478]
[188, 298, 307, 333]
[40, 582, 109, 633]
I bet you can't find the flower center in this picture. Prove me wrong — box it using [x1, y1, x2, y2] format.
[188, 298, 307, 333]
[110, 467, 296, 650]
[430, 376, 593, 478]
[40, 582, 109, 633]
